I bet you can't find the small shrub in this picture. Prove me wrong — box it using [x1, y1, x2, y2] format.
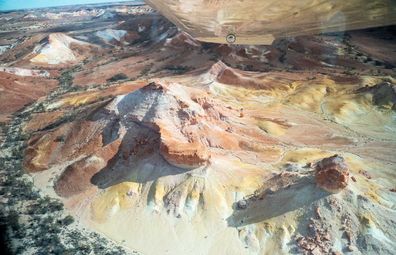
[60, 215, 74, 226]
[58, 70, 73, 88]
[55, 135, 65, 143]
[140, 66, 152, 77]
[35, 103, 45, 112]
[7, 210, 20, 231]
[106, 73, 128, 82]
[48, 200, 64, 212]
[164, 65, 191, 74]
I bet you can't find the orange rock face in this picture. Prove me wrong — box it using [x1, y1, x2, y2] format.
[159, 135, 209, 169]
[315, 155, 349, 193]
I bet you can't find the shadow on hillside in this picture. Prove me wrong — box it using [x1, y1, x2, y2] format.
[90, 121, 187, 189]
[226, 176, 330, 227]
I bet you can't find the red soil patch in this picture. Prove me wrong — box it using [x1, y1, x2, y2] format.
[0, 71, 57, 123]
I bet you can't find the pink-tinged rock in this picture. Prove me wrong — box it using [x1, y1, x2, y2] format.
[315, 155, 349, 193]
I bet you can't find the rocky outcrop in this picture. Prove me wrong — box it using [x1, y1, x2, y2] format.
[207, 61, 305, 92]
[208, 61, 262, 89]
[164, 31, 200, 48]
[116, 82, 218, 169]
[30, 33, 95, 65]
[159, 137, 209, 169]
[315, 155, 349, 193]
[356, 82, 396, 110]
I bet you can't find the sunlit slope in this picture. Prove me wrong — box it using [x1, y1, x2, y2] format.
[24, 63, 396, 254]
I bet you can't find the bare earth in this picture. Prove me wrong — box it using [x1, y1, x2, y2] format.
[0, 3, 395, 255]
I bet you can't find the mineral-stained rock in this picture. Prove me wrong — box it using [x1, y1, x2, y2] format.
[315, 155, 349, 193]
[30, 33, 95, 65]
[159, 136, 210, 169]
[23, 110, 65, 133]
[116, 81, 245, 169]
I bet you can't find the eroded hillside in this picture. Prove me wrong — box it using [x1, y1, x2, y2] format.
[0, 3, 395, 255]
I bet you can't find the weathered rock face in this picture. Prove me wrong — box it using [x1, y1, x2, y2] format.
[30, 33, 95, 65]
[159, 135, 210, 169]
[356, 82, 396, 110]
[315, 155, 349, 193]
[116, 82, 235, 169]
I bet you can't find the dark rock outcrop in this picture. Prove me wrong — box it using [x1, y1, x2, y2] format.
[315, 155, 349, 193]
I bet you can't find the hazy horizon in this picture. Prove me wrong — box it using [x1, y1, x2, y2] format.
[0, 0, 140, 11]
